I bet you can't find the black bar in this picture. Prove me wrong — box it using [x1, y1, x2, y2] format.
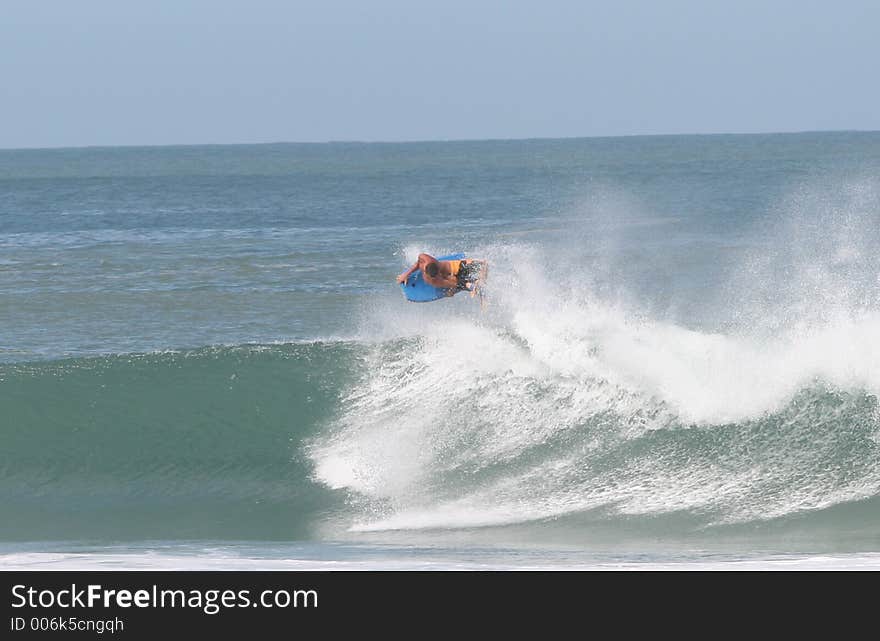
[0, 570, 872, 636]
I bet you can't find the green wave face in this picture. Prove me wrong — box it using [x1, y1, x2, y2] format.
[0, 343, 356, 541]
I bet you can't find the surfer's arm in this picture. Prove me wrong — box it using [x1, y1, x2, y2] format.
[396, 261, 419, 284]
[397, 254, 438, 283]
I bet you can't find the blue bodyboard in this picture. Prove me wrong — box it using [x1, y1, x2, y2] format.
[400, 253, 465, 302]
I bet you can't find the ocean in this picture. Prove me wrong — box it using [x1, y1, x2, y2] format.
[3, 132, 880, 570]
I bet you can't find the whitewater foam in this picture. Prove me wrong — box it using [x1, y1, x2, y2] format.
[312, 225, 880, 532]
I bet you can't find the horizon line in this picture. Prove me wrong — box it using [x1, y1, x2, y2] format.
[2, 127, 878, 153]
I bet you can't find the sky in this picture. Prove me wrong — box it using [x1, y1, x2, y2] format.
[2, 0, 879, 148]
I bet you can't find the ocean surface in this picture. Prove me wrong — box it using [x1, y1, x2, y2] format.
[3, 132, 880, 570]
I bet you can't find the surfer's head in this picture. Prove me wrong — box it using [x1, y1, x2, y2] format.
[425, 262, 439, 278]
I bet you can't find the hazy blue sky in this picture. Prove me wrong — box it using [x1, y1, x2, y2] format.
[3, 0, 879, 148]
